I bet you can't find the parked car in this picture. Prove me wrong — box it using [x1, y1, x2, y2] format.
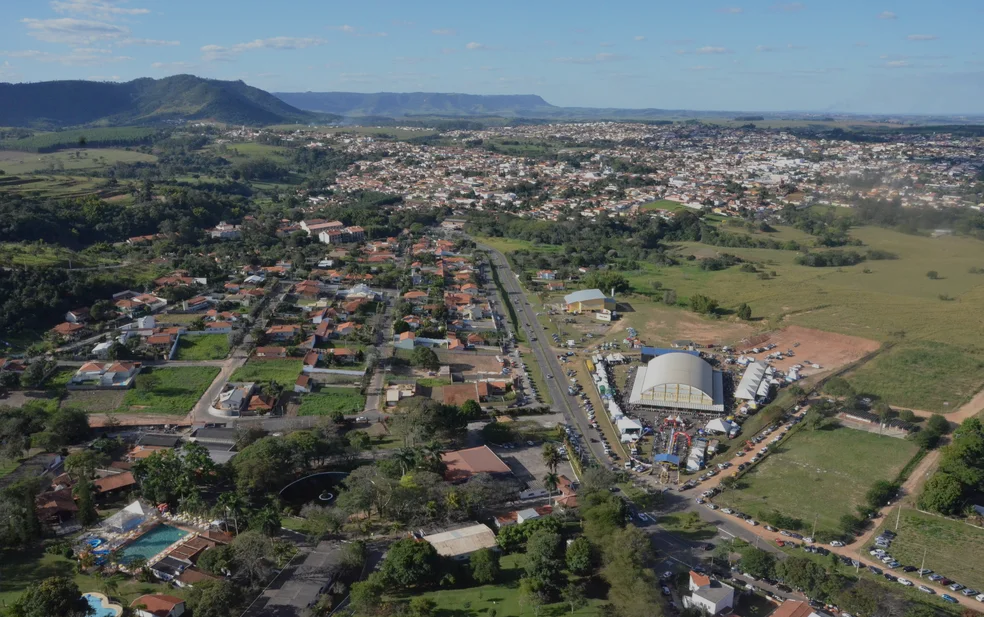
[949, 583, 964, 592]
[941, 595, 959, 604]
[898, 579, 913, 587]
[830, 541, 845, 547]
[918, 586, 935, 594]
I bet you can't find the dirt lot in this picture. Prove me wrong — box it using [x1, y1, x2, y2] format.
[436, 351, 506, 379]
[61, 389, 126, 413]
[738, 325, 881, 378]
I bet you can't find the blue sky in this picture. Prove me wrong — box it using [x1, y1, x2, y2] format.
[1, 0, 982, 114]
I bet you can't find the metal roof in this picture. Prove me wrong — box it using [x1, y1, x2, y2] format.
[629, 353, 724, 412]
[735, 361, 767, 400]
[424, 523, 497, 557]
[563, 289, 610, 304]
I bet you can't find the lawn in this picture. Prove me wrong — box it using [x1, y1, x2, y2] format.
[298, 387, 367, 416]
[0, 547, 185, 608]
[641, 199, 688, 211]
[230, 359, 303, 386]
[521, 351, 554, 407]
[0, 460, 20, 478]
[657, 512, 718, 541]
[717, 425, 921, 535]
[0, 242, 111, 268]
[0, 148, 157, 175]
[871, 508, 984, 593]
[846, 341, 984, 411]
[43, 367, 77, 392]
[173, 334, 230, 361]
[120, 366, 220, 415]
[397, 553, 604, 617]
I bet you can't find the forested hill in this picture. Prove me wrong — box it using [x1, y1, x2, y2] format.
[0, 75, 337, 128]
[274, 91, 556, 117]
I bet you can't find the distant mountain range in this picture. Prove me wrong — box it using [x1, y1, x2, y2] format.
[0, 75, 335, 128]
[274, 91, 559, 118]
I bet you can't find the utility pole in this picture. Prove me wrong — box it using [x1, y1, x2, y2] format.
[811, 513, 818, 540]
[896, 505, 902, 530]
[920, 547, 927, 576]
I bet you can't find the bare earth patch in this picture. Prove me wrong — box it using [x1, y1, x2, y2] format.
[643, 315, 755, 346]
[742, 325, 881, 377]
[61, 389, 125, 413]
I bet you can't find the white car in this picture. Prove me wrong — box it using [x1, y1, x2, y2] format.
[747, 519, 759, 526]
[830, 541, 845, 547]
[706, 503, 719, 510]
[898, 579, 913, 587]
[976, 593, 984, 602]
[722, 508, 734, 515]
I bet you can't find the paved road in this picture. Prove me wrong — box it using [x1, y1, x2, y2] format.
[187, 356, 247, 424]
[479, 244, 608, 464]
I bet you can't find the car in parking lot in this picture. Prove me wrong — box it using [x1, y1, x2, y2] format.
[918, 569, 933, 576]
[868, 566, 883, 575]
[705, 503, 718, 510]
[941, 595, 959, 604]
[960, 588, 978, 597]
[661, 586, 671, 596]
[722, 508, 734, 515]
[902, 566, 917, 573]
[884, 573, 898, 582]
[898, 579, 913, 587]
[976, 593, 984, 602]
[830, 541, 845, 547]
[928, 574, 944, 582]
[949, 583, 964, 592]
[918, 586, 935, 594]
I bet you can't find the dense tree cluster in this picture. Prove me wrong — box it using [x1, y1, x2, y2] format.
[919, 418, 984, 515]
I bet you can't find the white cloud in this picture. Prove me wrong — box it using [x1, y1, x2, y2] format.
[201, 36, 328, 61]
[431, 28, 456, 36]
[773, 2, 805, 11]
[465, 41, 487, 50]
[696, 46, 731, 54]
[330, 25, 387, 37]
[0, 47, 130, 66]
[553, 52, 624, 64]
[87, 74, 121, 80]
[883, 60, 910, 68]
[907, 34, 938, 41]
[878, 11, 897, 19]
[599, 42, 614, 47]
[22, 17, 129, 45]
[118, 38, 179, 46]
[755, 45, 774, 52]
[151, 60, 195, 70]
[633, 35, 646, 41]
[50, 0, 149, 18]
[0, 61, 15, 79]
[717, 7, 744, 13]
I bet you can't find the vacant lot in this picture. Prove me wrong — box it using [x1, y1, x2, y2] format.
[60, 389, 126, 413]
[231, 359, 303, 386]
[297, 387, 367, 416]
[847, 341, 984, 411]
[874, 508, 984, 593]
[641, 199, 687, 211]
[717, 426, 920, 534]
[173, 334, 229, 361]
[120, 367, 220, 415]
[396, 553, 604, 617]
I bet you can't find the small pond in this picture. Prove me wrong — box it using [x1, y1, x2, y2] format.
[279, 471, 348, 509]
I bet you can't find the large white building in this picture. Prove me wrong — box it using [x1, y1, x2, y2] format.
[628, 352, 725, 412]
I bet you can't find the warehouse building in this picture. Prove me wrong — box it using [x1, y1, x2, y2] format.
[628, 352, 725, 412]
[563, 289, 616, 313]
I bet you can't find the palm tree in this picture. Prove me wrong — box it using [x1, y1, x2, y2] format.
[542, 443, 561, 474]
[420, 442, 445, 472]
[543, 472, 559, 507]
[216, 492, 245, 535]
[395, 447, 417, 475]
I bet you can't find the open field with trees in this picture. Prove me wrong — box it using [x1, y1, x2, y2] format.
[717, 425, 921, 536]
[0, 128, 157, 152]
[872, 508, 984, 594]
[0, 148, 158, 175]
[173, 334, 230, 361]
[120, 366, 220, 415]
[231, 359, 303, 386]
[846, 341, 984, 411]
[298, 387, 367, 416]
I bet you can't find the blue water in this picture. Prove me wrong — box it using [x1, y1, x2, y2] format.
[121, 524, 187, 563]
[83, 594, 120, 617]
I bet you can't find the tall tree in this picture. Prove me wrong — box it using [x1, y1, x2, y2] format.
[8, 577, 90, 617]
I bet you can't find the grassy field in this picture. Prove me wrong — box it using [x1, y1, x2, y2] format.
[396, 552, 604, 617]
[231, 359, 303, 386]
[43, 367, 77, 392]
[475, 235, 563, 255]
[846, 341, 984, 411]
[120, 367, 220, 415]
[0, 460, 21, 478]
[60, 389, 126, 413]
[641, 199, 688, 211]
[658, 512, 718, 541]
[717, 426, 921, 534]
[0, 148, 157, 175]
[173, 334, 229, 361]
[212, 141, 289, 161]
[0, 242, 114, 268]
[0, 547, 184, 608]
[297, 387, 367, 416]
[872, 508, 984, 593]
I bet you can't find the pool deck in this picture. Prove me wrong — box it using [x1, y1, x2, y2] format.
[84, 592, 123, 617]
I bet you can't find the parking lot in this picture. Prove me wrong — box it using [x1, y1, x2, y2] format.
[491, 442, 576, 491]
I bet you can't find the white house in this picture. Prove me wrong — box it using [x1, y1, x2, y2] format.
[684, 571, 734, 616]
[130, 594, 185, 617]
[70, 362, 140, 388]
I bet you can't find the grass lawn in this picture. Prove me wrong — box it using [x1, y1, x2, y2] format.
[872, 508, 984, 593]
[43, 367, 77, 392]
[658, 512, 718, 541]
[717, 426, 920, 535]
[846, 341, 984, 411]
[173, 334, 230, 361]
[475, 235, 563, 255]
[0, 242, 111, 268]
[0, 459, 21, 478]
[397, 553, 604, 617]
[641, 199, 688, 211]
[231, 359, 303, 386]
[0, 148, 157, 175]
[298, 387, 367, 416]
[120, 366, 220, 415]
[0, 547, 185, 608]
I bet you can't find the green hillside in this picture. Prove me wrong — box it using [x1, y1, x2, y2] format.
[0, 75, 339, 128]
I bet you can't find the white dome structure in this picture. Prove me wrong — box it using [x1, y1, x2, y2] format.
[628, 352, 724, 412]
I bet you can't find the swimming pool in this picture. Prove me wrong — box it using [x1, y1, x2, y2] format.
[121, 524, 187, 563]
[83, 593, 122, 617]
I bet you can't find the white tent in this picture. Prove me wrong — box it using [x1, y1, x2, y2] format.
[705, 418, 736, 434]
[617, 416, 643, 440]
[103, 500, 149, 533]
